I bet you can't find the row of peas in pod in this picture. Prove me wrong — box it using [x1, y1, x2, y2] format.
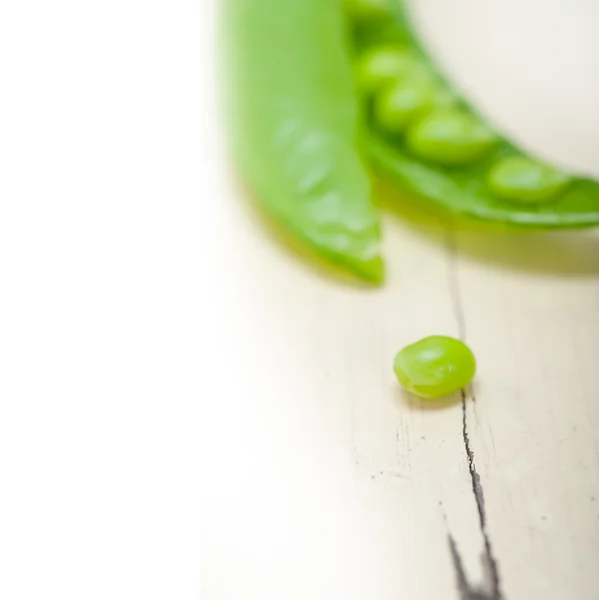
[356, 43, 571, 203]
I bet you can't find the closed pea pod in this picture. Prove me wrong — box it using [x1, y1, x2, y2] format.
[225, 0, 383, 282]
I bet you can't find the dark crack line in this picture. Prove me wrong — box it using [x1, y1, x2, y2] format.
[446, 229, 504, 600]
[461, 392, 486, 528]
[461, 393, 502, 599]
[448, 533, 493, 600]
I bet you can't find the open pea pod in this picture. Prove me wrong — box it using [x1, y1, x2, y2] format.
[347, 0, 599, 227]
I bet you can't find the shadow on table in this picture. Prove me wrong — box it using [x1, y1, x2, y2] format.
[377, 179, 599, 278]
[395, 387, 464, 412]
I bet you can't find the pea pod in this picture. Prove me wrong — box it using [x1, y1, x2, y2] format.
[349, 1, 599, 227]
[224, 0, 383, 282]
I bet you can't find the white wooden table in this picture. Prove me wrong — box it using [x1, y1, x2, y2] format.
[203, 2, 599, 598]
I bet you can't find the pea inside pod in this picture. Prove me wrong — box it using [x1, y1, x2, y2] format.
[355, 45, 418, 94]
[374, 78, 438, 133]
[406, 109, 498, 166]
[488, 156, 572, 203]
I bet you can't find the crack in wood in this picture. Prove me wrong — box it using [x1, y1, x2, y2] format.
[461, 393, 487, 528]
[460, 393, 503, 599]
[448, 533, 498, 600]
[446, 229, 505, 600]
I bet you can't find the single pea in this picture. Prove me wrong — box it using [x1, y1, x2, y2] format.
[355, 46, 418, 94]
[488, 156, 572, 203]
[374, 79, 438, 133]
[406, 109, 497, 166]
[393, 335, 476, 399]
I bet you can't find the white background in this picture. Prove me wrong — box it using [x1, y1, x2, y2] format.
[1, 1, 598, 599]
[0, 0, 221, 598]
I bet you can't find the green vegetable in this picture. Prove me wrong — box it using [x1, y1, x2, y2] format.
[374, 77, 438, 133]
[348, 2, 599, 227]
[224, 0, 383, 283]
[393, 336, 476, 399]
[405, 109, 497, 166]
[488, 156, 572, 203]
[356, 46, 417, 94]
[345, 0, 392, 22]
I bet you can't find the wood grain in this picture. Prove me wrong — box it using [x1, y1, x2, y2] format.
[205, 193, 599, 600]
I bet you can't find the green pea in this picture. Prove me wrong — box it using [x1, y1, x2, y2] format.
[355, 46, 417, 94]
[374, 79, 437, 133]
[406, 109, 497, 166]
[393, 336, 476, 399]
[488, 156, 571, 203]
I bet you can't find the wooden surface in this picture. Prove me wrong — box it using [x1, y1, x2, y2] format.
[203, 2, 599, 599]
